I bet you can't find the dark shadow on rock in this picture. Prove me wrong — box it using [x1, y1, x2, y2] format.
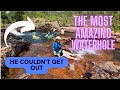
[84, 72, 92, 79]
[112, 48, 120, 61]
[1, 58, 9, 79]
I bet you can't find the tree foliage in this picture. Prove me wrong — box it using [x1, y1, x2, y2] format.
[1, 11, 120, 32]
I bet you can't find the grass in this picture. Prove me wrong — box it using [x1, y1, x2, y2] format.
[113, 26, 120, 32]
[43, 15, 73, 26]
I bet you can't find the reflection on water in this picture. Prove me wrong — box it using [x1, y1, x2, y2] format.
[19, 31, 48, 44]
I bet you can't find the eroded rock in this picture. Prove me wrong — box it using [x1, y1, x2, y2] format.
[89, 61, 120, 79]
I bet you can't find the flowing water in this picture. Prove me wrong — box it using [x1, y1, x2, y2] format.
[77, 49, 98, 58]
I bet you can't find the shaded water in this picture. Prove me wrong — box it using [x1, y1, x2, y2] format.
[19, 31, 48, 44]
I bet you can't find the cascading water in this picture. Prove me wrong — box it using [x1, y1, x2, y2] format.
[66, 44, 100, 60]
[77, 49, 98, 59]
[69, 48, 99, 60]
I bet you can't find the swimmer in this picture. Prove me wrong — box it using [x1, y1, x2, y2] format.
[32, 33, 40, 40]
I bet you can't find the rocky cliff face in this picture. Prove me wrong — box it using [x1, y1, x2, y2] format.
[1, 30, 30, 79]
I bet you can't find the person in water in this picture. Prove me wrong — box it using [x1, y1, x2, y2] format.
[45, 31, 54, 39]
[53, 36, 62, 57]
[52, 28, 58, 36]
[45, 31, 50, 37]
[60, 28, 65, 35]
[32, 33, 40, 40]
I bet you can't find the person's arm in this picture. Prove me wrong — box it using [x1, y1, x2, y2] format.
[57, 43, 62, 49]
[53, 42, 57, 50]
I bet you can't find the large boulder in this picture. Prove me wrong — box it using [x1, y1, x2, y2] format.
[33, 18, 46, 24]
[32, 18, 46, 29]
[11, 40, 30, 56]
[38, 23, 52, 32]
[49, 21, 61, 30]
[61, 27, 76, 32]
[1, 33, 30, 79]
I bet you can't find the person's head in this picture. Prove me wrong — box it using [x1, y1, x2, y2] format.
[55, 36, 61, 43]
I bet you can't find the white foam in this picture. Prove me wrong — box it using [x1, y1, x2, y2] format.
[69, 63, 75, 71]
[77, 49, 97, 58]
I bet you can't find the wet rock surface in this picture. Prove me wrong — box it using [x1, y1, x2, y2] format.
[83, 61, 120, 79]
[23, 42, 53, 57]
[1, 28, 120, 79]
